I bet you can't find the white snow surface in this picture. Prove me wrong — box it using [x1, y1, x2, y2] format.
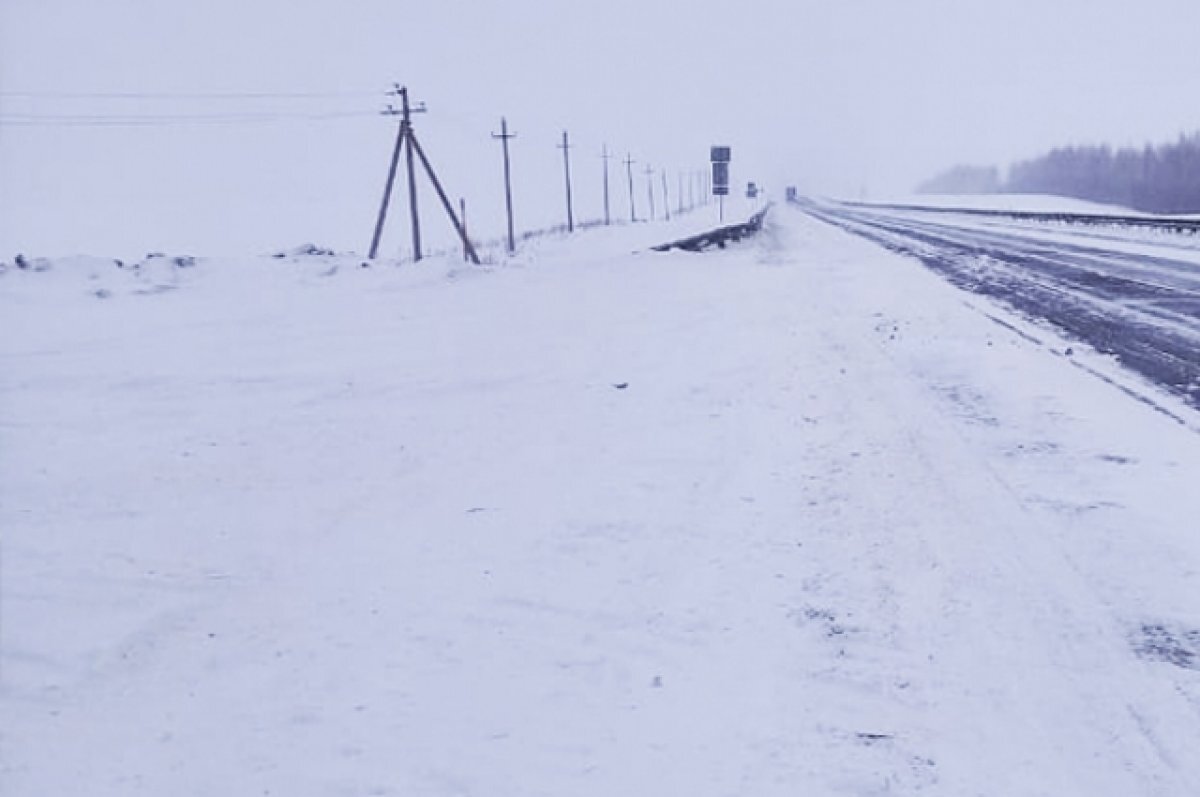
[877, 193, 1145, 216]
[4, 208, 1200, 796]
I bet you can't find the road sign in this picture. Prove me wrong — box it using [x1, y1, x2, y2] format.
[711, 146, 732, 195]
[712, 161, 730, 195]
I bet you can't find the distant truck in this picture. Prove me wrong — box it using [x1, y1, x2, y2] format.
[786, 186, 798, 202]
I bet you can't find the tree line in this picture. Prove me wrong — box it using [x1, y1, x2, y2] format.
[918, 133, 1200, 215]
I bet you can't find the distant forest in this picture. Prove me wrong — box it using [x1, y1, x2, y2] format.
[918, 133, 1200, 215]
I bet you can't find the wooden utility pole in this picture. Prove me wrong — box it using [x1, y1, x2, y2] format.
[493, 117, 517, 253]
[644, 164, 656, 221]
[558, 130, 574, 233]
[408, 131, 480, 264]
[399, 87, 425, 260]
[624, 153, 637, 222]
[662, 171, 671, 221]
[601, 144, 612, 226]
[459, 198, 469, 262]
[367, 84, 478, 264]
[369, 105, 405, 260]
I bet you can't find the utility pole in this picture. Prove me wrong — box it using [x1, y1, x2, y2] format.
[662, 171, 671, 221]
[624, 153, 637, 222]
[368, 85, 429, 261]
[600, 144, 612, 226]
[367, 84, 478, 264]
[558, 130, 574, 233]
[408, 132, 479, 264]
[399, 87, 425, 260]
[492, 117, 517, 254]
[644, 164, 656, 221]
[369, 104, 405, 260]
[459, 198, 469, 262]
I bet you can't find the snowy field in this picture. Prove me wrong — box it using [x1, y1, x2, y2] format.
[4, 208, 1200, 795]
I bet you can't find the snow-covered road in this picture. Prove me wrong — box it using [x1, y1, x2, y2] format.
[4, 208, 1200, 795]
[801, 200, 1200, 411]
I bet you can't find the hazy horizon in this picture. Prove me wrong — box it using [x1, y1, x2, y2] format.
[3, 0, 1199, 256]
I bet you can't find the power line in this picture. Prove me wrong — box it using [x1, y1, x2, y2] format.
[0, 110, 378, 127]
[0, 90, 380, 100]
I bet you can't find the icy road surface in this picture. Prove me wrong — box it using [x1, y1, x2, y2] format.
[3, 208, 1200, 795]
[804, 200, 1200, 410]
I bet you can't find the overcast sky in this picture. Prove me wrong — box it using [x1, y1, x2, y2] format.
[3, 0, 1199, 257]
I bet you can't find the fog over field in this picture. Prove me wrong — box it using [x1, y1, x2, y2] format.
[2, 0, 1199, 256]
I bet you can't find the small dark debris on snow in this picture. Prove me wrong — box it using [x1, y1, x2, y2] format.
[612, 382, 629, 390]
[1099, 454, 1135, 465]
[802, 607, 836, 623]
[1132, 623, 1200, 670]
[856, 732, 894, 744]
[14, 253, 51, 272]
[274, 243, 336, 258]
[143, 252, 196, 268]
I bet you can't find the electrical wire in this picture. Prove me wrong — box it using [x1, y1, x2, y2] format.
[0, 110, 384, 127]
[0, 87, 390, 125]
[0, 90, 381, 100]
